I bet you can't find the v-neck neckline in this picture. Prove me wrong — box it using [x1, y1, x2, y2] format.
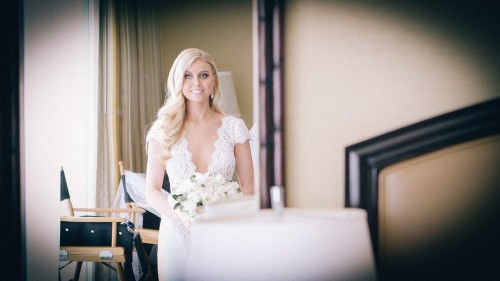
[183, 116, 227, 174]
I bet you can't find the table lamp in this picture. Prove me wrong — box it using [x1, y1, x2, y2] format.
[218, 71, 241, 117]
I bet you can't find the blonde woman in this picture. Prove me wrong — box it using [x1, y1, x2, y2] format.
[145, 48, 254, 280]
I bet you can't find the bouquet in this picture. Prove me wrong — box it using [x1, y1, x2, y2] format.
[168, 172, 243, 222]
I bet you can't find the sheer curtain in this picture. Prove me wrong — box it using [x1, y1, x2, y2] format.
[97, 0, 163, 210]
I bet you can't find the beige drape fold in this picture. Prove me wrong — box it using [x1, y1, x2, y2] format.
[97, 0, 163, 210]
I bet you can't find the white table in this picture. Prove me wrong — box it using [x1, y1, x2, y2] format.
[185, 208, 376, 281]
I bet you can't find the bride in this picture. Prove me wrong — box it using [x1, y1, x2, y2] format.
[145, 48, 254, 280]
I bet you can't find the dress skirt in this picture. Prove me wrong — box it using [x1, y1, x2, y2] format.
[157, 216, 190, 281]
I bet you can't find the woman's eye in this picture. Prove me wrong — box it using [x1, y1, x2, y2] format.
[200, 73, 209, 79]
[184, 74, 192, 79]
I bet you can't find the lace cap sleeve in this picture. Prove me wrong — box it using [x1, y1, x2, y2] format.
[228, 116, 251, 144]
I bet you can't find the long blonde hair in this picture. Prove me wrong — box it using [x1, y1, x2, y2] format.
[152, 48, 223, 161]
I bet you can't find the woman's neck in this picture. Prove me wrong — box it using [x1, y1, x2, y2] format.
[185, 104, 217, 123]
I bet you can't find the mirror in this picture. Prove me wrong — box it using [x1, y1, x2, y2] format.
[96, 0, 256, 195]
[98, 0, 285, 207]
[21, 0, 283, 280]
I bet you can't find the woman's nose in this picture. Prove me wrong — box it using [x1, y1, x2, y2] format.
[192, 76, 200, 86]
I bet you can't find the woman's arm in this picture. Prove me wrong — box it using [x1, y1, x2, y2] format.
[145, 139, 175, 217]
[235, 140, 254, 195]
[146, 139, 192, 232]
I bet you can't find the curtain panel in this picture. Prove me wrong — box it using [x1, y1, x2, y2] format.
[97, 0, 163, 211]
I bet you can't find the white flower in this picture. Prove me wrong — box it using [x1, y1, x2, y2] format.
[213, 174, 226, 185]
[181, 199, 197, 212]
[187, 190, 201, 203]
[168, 172, 243, 222]
[176, 180, 193, 194]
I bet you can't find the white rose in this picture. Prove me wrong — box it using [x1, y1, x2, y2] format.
[176, 180, 192, 194]
[212, 189, 226, 201]
[187, 190, 201, 203]
[213, 174, 226, 185]
[181, 199, 197, 213]
[195, 172, 208, 184]
[201, 195, 212, 204]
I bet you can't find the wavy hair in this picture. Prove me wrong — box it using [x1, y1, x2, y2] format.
[151, 48, 223, 161]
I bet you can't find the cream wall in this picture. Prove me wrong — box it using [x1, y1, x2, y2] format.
[24, 0, 98, 280]
[157, 0, 254, 127]
[284, 1, 500, 208]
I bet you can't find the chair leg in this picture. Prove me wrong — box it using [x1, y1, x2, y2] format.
[124, 260, 136, 281]
[73, 262, 83, 281]
[115, 262, 126, 281]
[149, 245, 159, 281]
[134, 233, 157, 281]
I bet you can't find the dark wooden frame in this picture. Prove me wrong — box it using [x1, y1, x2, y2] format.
[1, 0, 23, 279]
[256, 0, 285, 208]
[345, 97, 500, 260]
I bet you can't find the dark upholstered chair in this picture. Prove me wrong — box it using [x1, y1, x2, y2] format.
[346, 98, 500, 280]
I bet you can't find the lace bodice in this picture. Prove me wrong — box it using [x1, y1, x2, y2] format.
[149, 116, 251, 279]
[147, 116, 251, 190]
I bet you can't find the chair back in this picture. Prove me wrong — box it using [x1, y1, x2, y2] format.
[60, 167, 74, 216]
[345, 98, 500, 280]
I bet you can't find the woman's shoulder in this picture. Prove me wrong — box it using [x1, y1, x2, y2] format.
[221, 115, 251, 143]
[222, 115, 247, 128]
[146, 119, 163, 141]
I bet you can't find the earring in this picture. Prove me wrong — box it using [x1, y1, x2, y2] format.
[210, 88, 214, 99]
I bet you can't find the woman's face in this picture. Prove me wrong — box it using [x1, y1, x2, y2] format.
[182, 59, 216, 104]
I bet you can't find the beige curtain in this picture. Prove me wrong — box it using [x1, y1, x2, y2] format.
[96, 0, 164, 209]
[95, 1, 163, 279]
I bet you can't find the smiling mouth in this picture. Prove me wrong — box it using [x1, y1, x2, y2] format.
[191, 90, 203, 94]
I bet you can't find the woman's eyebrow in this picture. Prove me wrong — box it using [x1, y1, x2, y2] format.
[184, 70, 210, 74]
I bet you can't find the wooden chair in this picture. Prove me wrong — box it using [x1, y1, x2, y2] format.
[59, 167, 146, 281]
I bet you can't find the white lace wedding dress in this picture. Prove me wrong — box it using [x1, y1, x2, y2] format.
[147, 116, 251, 281]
